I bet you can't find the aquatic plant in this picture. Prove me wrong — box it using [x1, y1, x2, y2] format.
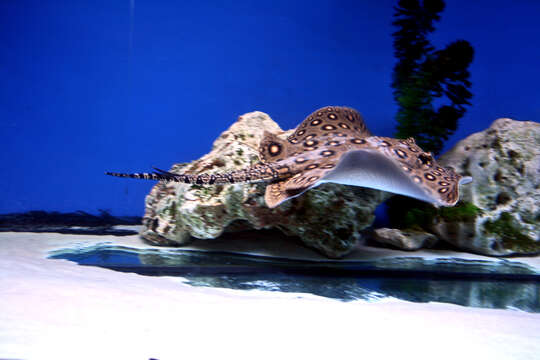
[387, 0, 475, 234]
[391, 0, 474, 155]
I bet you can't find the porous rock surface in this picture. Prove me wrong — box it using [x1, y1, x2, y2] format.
[433, 118, 540, 255]
[140, 111, 388, 258]
[373, 228, 438, 251]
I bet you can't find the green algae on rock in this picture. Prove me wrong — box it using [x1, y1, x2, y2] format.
[372, 118, 539, 256]
[432, 118, 539, 255]
[483, 212, 540, 254]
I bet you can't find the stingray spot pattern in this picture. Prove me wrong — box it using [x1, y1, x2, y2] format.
[106, 105, 471, 208]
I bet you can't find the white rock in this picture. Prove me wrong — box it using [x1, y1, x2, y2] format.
[435, 118, 540, 255]
[373, 228, 438, 250]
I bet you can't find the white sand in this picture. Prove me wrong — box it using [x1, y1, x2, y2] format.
[1, 231, 539, 360]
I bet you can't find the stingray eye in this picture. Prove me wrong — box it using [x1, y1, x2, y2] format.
[418, 153, 432, 165]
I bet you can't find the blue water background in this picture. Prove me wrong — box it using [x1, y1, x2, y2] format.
[1, 1, 539, 215]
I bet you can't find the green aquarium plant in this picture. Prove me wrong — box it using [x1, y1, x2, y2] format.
[391, 0, 474, 156]
[386, 0, 475, 231]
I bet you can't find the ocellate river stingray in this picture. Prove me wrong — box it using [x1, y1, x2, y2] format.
[107, 106, 471, 208]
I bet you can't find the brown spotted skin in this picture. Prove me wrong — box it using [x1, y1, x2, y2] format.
[106, 106, 467, 208]
[361, 136, 465, 206]
[263, 106, 373, 207]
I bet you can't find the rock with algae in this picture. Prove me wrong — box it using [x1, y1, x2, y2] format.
[372, 118, 540, 256]
[420, 118, 539, 256]
[140, 111, 388, 258]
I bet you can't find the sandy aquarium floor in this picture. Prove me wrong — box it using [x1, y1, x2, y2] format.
[1, 230, 539, 360]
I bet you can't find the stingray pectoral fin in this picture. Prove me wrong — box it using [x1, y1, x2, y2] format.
[265, 182, 293, 208]
[265, 181, 310, 208]
[320, 149, 449, 205]
[264, 169, 330, 208]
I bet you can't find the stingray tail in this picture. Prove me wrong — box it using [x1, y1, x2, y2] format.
[105, 167, 180, 182]
[106, 164, 281, 185]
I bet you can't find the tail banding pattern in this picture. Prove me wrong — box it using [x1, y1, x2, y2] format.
[106, 164, 286, 185]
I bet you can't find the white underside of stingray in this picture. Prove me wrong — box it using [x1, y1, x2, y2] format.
[309, 150, 471, 206]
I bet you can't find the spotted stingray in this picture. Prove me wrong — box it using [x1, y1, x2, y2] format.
[107, 106, 472, 208]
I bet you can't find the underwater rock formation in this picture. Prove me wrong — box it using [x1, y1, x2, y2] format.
[375, 118, 540, 255]
[140, 111, 388, 258]
[373, 228, 438, 250]
[433, 118, 540, 255]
